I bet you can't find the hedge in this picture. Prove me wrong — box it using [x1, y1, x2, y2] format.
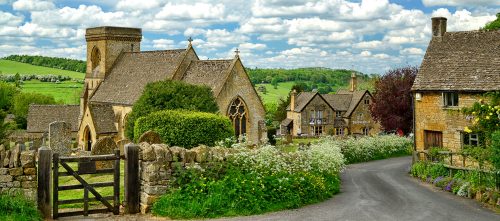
[134, 110, 234, 148]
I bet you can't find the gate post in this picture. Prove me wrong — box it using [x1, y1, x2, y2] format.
[125, 143, 140, 214]
[37, 146, 52, 219]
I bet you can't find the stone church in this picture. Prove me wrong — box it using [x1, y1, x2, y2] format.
[29, 26, 267, 150]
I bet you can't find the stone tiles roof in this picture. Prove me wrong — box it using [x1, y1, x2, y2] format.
[339, 90, 368, 117]
[412, 30, 500, 91]
[91, 49, 187, 105]
[89, 103, 117, 134]
[281, 118, 293, 127]
[181, 60, 233, 95]
[27, 105, 80, 133]
[286, 92, 317, 112]
[323, 94, 352, 111]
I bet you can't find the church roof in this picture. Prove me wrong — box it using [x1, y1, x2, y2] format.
[91, 49, 187, 105]
[412, 30, 500, 91]
[89, 103, 117, 134]
[180, 60, 234, 96]
[27, 105, 80, 133]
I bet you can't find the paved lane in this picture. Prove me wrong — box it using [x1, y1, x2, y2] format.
[215, 156, 500, 221]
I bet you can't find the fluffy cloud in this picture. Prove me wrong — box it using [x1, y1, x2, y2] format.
[432, 8, 496, 31]
[400, 47, 424, 55]
[12, 0, 55, 11]
[0, 11, 23, 26]
[422, 0, 500, 7]
[155, 3, 225, 20]
[238, 42, 267, 51]
[152, 39, 176, 49]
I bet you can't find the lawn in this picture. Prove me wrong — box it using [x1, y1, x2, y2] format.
[0, 59, 84, 79]
[20, 80, 83, 104]
[254, 82, 295, 105]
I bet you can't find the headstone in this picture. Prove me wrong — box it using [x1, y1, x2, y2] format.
[49, 121, 72, 156]
[32, 138, 42, 151]
[9, 144, 21, 168]
[116, 139, 131, 156]
[91, 137, 118, 169]
[138, 130, 162, 144]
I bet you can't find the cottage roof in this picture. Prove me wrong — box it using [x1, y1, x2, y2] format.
[91, 49, 187, 105]
[89, 103, 117, 134]
[412, 30, 500, 91]
[286, 92, 317, 112]
[180, 60, 233, 95]
[27, 105, 80, 133]
[322, 94, 352, 111]
[281, 118, 293, 127]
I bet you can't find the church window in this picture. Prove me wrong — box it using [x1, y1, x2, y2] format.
[228, 97, 248, 138]
[91, 47, 101, 73]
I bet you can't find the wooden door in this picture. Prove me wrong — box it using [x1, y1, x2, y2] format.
[424, 130, 443, 149]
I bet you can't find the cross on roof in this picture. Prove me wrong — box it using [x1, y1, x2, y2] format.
[234, 48, 240, 56]
[187, 36, 193, 45]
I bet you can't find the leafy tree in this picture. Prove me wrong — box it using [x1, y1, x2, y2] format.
[274, 83, 306, 122]
[0, 81, 19, 112]
[462, 92, 500, 145]
[12, 92, 58, 129]
[0, 110, 9, 145]
[271, 77, 279, 89]
[369, 66, 417, 134]
[14, 73, 21, 88]
[3, 54, 87, 73]
[484, 13, 500, 30]
[125, 80, 219, 140]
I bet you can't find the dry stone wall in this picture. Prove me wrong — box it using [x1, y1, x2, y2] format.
[137, 142, 243, 213]
[0, 144, 37, 200]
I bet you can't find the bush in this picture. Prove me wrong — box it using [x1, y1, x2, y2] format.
[337, 135, 413, 164]
[126, 80, 219, 140]
[134, 110, 233, 148]
[0, 193, 42, 221]
[491, 130, 500, 171]
[152, 138, 345, 219]
[12, 92, 58, 129]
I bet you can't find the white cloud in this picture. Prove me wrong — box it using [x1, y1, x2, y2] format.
[152, 39, 176, 49]
[238, 42, 267, 51]
[116, 0, 163, 11]
[400, 47, 424, 55]
[184, 28, 205, 37]
[13, 0, 55, 11]
[155, 3, 225, 20]
[353, 40, 383, 49]
[0, 11, 23, 26]
[31, 5, 127, 27]
[422, 0, 500, 7]
[432, 8, 496, 31]
[360, 51, 371, 57]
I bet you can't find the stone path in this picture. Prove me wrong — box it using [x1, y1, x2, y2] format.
[59, 156, 500, 221]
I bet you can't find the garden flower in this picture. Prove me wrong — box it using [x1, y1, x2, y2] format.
[463, 127, 472, 133]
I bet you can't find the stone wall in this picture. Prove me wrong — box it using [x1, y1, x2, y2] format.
[0, 145, 37, 200]
[137, 142, 241, 213]
[348, 93, 380, 136]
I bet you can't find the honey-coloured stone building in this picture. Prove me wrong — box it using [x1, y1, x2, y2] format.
[412, 17, 500, 153]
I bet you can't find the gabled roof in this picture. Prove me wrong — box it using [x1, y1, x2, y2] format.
[412, 30, 500, 91]
[336, 90, 369, 117]
[323, 94, 352, 111]
[91, 49, 187, 105]
[180, 60, 233, 96]
[27, 105, 80, 133]
[286, 92, 316, 112]
[281, 118, 293, 127]
[88, 103, 117, 134]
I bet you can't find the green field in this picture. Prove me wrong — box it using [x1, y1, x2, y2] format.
[0, 59, 84, 79]
[21, 80, 83, 104]
[254, 82, 295, 105]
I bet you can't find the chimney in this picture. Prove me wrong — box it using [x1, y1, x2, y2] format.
[350, 72, 357, 92]
[431, 17, 447, 37]
[290, 89, 297, 112]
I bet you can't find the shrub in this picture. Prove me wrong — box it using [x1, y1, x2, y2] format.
[134, 110, 233, 148]
[126, 80, 219, 140]
[12, 92, 58, 129]
[491, 130, 500, 171]
[152, 138, 345, 219]
[0, 193, 42, 221]
[338, 135, 413, 164]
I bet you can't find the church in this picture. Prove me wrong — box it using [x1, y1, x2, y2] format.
[28, 26, 267, 150]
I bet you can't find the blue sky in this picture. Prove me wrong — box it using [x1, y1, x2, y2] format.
[0, 0, 499, 74]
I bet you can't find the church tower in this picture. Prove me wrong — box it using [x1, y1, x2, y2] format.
[84, 26, 142, 94]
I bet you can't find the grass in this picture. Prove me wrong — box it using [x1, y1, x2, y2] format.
[0, 193, 42, 221]
[0, 59, 84, 79]
[56, 161, 124, 210]
[20, 80, 83, 104]
[254, 82, 295, 105]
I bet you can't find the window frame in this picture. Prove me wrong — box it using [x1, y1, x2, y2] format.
[443, 92, 459, 107]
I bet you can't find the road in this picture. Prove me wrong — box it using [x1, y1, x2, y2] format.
[215, 156, 500, 221]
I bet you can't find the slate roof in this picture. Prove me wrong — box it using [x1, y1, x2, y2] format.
[89, 103, 117, 134]
[27, 105, 80, 133]
[181, 60, 233, 96]
[91, 49, 187, 105]
[412, 30, 500, 91]
[323, 94, 352, 111]
[281, 118, 293, 127]
[286, 92, 317, 112]
[341, 90, 368, 117]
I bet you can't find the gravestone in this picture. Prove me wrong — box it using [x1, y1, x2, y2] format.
[91, 137, 118, 169]
[138, 130, 162, 144]
[49, 121, 72, 156]
[116, 139, 131, 157]
[32, 137, 43, 151]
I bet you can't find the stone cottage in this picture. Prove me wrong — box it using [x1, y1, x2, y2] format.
[281, 73, 380, 137]
[29, 26, 266, 150]
[412, 17, 500, 153]
[26, 105, 80, 138]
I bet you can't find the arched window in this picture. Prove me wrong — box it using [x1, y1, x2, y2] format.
[90, 47, 101, 75]
[228, 97, 248, 137]
[83, 125, 92, 151]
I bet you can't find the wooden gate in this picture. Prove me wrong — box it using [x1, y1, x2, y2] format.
[52, 150, 120, 218]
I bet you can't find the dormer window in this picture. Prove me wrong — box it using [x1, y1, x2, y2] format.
[443, 92, 458, 107]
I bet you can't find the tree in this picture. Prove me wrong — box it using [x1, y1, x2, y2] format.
[369, 66, 417, 134]
[271, 77, 279, 89]
[12, 92, 58, 129]
[484, 13, 500, 30]
[125, 80, 219, 140]
[0, 81, 19, 112]
[273, 83, 306, 122]
[0, 110, 9, 145]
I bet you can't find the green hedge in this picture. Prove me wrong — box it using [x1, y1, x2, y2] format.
[134, 110, 234, 148]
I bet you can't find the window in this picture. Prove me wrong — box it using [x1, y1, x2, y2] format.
[363, 128, 370, 135]
[463, 133, 481, 147]
[443, 92, 459, 107]
[228, 97, 247, 137]
[310, 110, 324, 124]
[336, 111, 342, 118]
[312, 126, 323, 136]
[335, 128, 344, 136]
[364, 99, 370, 105]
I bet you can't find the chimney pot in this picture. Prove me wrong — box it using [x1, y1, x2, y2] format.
[290, 89, 297, 112]
[431, 17, 447, 37]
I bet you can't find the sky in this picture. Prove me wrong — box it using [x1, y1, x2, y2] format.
[0, 0, 499, 74]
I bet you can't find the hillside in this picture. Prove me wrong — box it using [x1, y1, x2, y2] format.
[0, 59, 84, 79]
